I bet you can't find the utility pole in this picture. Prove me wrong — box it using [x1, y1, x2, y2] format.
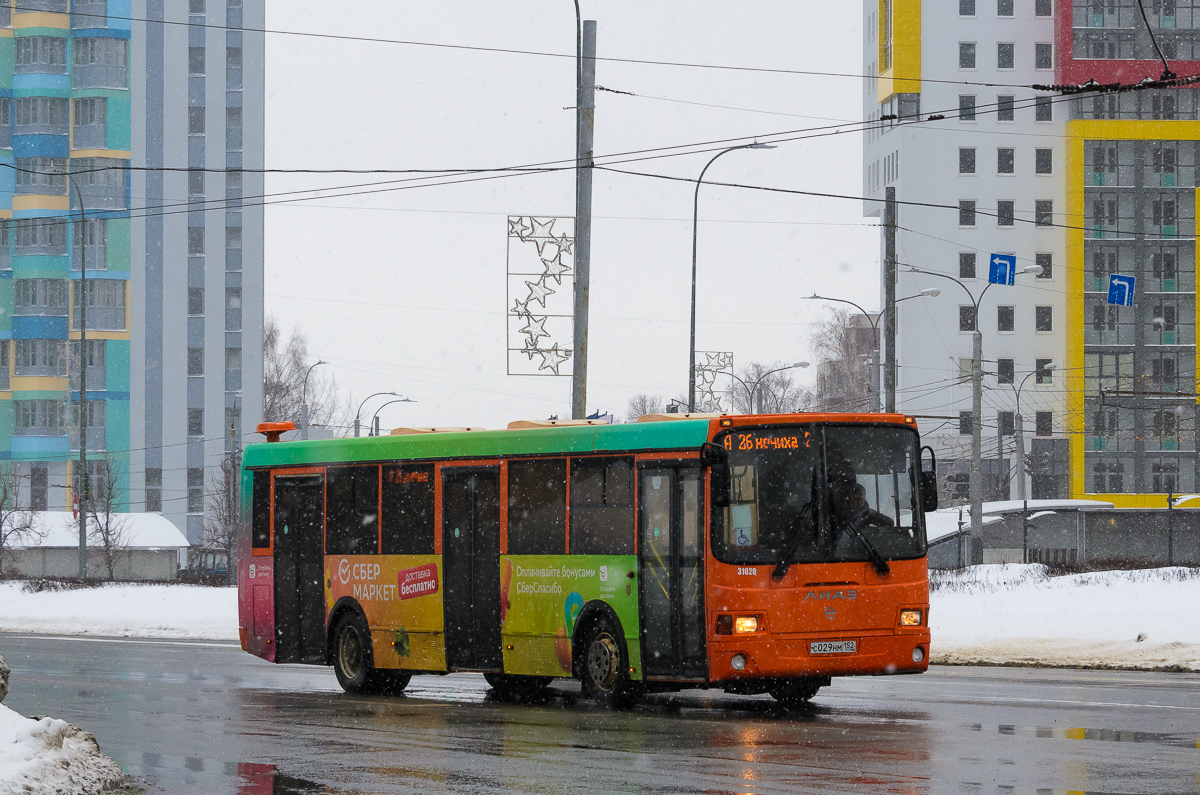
[883, 187, 897, 412]
[969, 328, 983, 566]
[570, 16, 596, 420]
[72, 176, 88, 580]
[868, 348, 881, 413]
[1014, 412, 1027, 501]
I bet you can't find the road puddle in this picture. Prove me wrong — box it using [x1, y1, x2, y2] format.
[238, 763, 328, 794]
[964, 722, 1200, 749]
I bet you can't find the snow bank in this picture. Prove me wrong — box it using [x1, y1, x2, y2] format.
[930, 565, 1200, 671]
[0, 705, 125, 795]
[0, 582, 238, 640]
[2, 568, 1198, 671]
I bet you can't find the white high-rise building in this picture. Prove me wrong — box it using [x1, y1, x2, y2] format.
[862, 0, 1200, 506]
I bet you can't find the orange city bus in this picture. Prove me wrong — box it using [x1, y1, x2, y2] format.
[237, 412, 936, 708]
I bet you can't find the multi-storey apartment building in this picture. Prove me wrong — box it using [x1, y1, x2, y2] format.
[863, 0, 1199, 507]
[0, 0, 263, 543]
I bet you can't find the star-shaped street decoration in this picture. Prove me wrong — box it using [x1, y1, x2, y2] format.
[520, 313, 549, 344]
[540, 252, 571, 285]
[534, 237, 559, 257]
[511, 297, 532, 317]
[537, 343, 571, 375]
[530, 217, 556, 238]
[554, 233, 573, 255]
[521, 336, 541, 360]
[508, 216, 531, 240]
[705, 351, 732, 369]
[524, 276, 555, 308]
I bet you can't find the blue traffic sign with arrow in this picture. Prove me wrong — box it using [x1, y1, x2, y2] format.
[1107, 274, 1135, 306]
[988, 253, 1017, 285]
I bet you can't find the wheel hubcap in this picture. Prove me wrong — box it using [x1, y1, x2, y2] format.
[338, 626, 363, 679]
[587, 632, 620, 692]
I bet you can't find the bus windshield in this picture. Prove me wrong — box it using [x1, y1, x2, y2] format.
[712, 424, 925, 567]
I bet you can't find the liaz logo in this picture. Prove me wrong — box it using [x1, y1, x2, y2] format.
[804, 589, 858, 601]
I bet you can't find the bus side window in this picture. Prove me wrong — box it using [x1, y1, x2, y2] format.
[251, 470, 271, 549]
[569, 457, 634, 555]
[508, 459, 567, 555]
[326, 466, 380, 555]
[381, 464, 435, 555]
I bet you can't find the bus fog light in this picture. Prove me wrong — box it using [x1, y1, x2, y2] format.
[899, 610, 923, 627]
[731, 654, 747, 671]
[734, 616, 758, 634]
[912, 646, 925, 664]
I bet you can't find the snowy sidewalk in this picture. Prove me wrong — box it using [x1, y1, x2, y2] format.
[0, 582, 238, 641]
[1, 567, 1198, 671]
[929, 565, 1200, 671]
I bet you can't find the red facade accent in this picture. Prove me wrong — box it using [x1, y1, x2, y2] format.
[1056, 2, 1200, 84]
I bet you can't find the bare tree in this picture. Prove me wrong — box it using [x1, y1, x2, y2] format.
[731, 362, 814, 415]
[0, 470, 39, 578]
[625, 393, 665, 421]
[203, 448, 244, 579]
[262, 316, 340, 429]
[87, 457, 130, 581]
[808, 309, 874, 412]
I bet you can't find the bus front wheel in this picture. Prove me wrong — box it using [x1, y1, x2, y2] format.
[578, 616, 641, 709]
[769, 677, 824, 708]
[332, 611, 378, 694]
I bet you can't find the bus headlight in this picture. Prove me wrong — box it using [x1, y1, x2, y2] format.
[899, 610, 923, 627]
[731, 654, 747, 671]
[734, 616, 759, 634]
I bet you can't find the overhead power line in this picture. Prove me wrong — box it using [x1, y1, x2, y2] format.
[43, 4, 1045, 90]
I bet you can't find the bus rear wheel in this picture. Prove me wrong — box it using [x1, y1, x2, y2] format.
[332, 611, 380, 694]
[769, 677, 824, 708]
[579, 616, 641, 709]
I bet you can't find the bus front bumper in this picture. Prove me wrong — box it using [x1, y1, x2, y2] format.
[708, 629, 931, 682]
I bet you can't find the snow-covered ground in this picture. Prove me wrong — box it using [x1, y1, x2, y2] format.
[0, 704, 126, 795]
[1, 567, 1198, 670]
[930, 565, 1200, 671]
[0, 582, 238, 640]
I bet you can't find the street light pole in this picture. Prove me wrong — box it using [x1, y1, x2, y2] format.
[728, 362, 809, 414]
[369, 397, 416, 437]
[907, 264, 1043, 566]
[689, 142, 774, 412]
[1008, 364, 1055, 501]
[299, 360, 327, 441]
[803, 289, 939, 413]
[354, 391, 400, 437]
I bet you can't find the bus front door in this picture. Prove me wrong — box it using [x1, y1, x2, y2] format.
[273, 474, 326, 664]
[441, 468, 502, 671]
[638, 466, 706, 680]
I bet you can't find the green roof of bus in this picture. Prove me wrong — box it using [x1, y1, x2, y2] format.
[241, 420, 715, 469]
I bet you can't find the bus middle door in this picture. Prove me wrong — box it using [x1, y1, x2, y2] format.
[441, 467, 502, 671]
[638, 464, 706, 680]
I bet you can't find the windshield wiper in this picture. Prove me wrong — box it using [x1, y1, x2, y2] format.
[841, 513, 891, 576]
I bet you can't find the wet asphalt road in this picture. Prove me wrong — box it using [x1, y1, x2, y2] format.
[1, 633, 1197, 794]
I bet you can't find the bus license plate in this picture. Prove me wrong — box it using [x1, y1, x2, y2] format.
[810, 640, 857, 655]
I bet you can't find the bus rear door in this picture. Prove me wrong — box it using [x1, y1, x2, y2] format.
[638, 465, 706, 680]
[273, 473, 326, 664]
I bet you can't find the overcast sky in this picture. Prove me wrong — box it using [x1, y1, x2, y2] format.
[262, 1, 876, 431]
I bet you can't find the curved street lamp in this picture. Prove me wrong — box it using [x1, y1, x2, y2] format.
[369, 396, 416, 437]
[803, 288, 940, 412]
[905, 263, 1043, 565]
[354, 391, 400, 437]
[299, 360, 327, 440]
[728, 361, 810, 414]
[688, 141, 776, 412]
